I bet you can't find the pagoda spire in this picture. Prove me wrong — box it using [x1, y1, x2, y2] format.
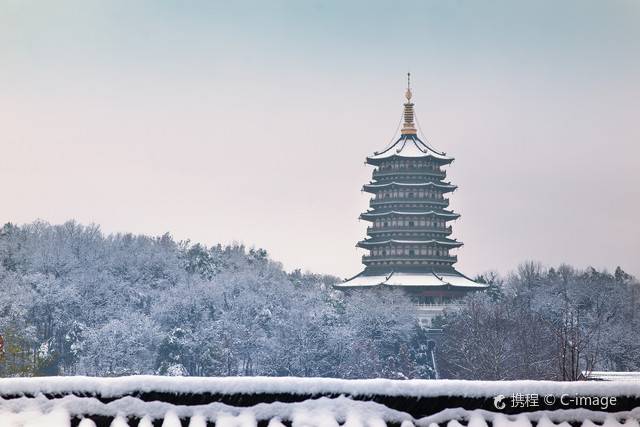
[401, 72, 417, 136]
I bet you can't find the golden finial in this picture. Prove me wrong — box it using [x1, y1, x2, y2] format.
[401, 73, 417, 135]
[405, 72, 412, 101]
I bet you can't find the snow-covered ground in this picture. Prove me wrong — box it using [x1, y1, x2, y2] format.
[0, 376, 639, 427]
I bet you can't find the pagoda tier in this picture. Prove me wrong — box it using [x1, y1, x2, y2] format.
[359, 209, 460, 221]
[357, 237, 463, 248]
[366, 134, 454, 166]
[338, 75, 485, 303]
[363, 181, 457, 193]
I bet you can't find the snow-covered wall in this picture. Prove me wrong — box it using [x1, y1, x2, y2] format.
[0, 376, 639, 427]
[2, 375, 640, 398]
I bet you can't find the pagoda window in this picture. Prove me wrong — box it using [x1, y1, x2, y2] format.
[409, 221, 414, 227]
[420, 247, 427, 255]
[409, 249, 415, 256]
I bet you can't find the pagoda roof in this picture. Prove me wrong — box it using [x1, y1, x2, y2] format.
[337, 269, 485, 289]
[336, 273, 392, 287]
[386, 272, 485, 288]
[357, 237, 463, 248]
[366, 134, 454, 165]
[363, 181, 457, 193]
[360, 209, 460, 220]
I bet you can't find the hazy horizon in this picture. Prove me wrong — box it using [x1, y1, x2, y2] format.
[2, 1, 639, 278]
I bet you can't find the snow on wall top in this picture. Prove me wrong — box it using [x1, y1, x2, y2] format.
[1, 376, 640, 398]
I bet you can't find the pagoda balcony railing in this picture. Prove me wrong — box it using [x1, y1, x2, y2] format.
[373, 169, 446, 179]
[362, 254, 457, 264]
[414, 301, 462, 309]
[370, 198, 449, 208]
[367, 225, 453, 235]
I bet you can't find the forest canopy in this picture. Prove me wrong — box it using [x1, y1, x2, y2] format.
[0, 221, 638, 380]
[0, 221, 428, 379]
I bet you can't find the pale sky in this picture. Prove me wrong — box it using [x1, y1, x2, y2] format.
[1, 1, 639, 279]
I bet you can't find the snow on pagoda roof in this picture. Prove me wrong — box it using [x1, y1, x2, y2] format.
[336, 274, 391, 287]
[360, 209, 460, 218]
[339, 271, 486, 289]
[363, 181, 457, 190]
[437, 272, 487, 288]
[358, 238, 463, 247]
[385, 272, 485, 288]
[367, 135, 454, 164]
[383, 272, 448, 287]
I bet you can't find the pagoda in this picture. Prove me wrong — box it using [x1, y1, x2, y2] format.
[337, 75, 485, 325]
